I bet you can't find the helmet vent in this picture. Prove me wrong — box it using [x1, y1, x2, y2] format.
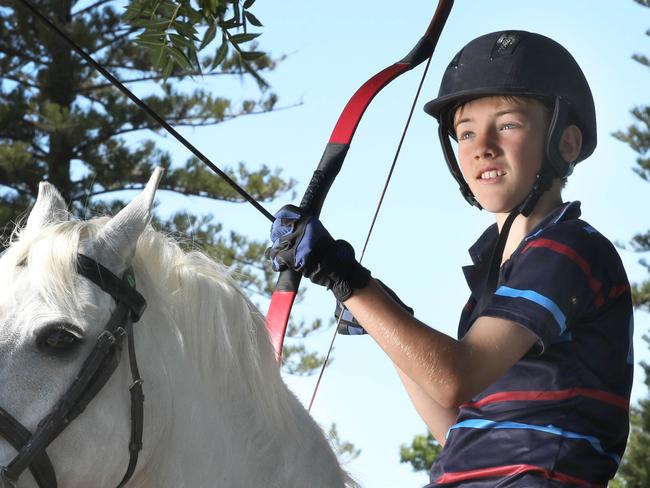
[491, 32, 523, 59]
[447, 48, 463, 70]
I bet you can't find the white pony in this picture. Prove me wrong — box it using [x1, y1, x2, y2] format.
[0, 168, 354, 488]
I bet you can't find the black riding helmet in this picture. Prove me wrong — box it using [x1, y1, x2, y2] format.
[424, 30, 597, 215]
[423, 30, 597, 315]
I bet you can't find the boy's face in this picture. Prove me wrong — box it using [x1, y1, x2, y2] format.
[453, 96, 548, 214]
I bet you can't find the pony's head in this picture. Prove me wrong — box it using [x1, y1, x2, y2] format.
[0, 169, 164, 487]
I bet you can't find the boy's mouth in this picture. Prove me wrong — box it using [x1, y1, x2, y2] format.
[477, 169, 507, 181]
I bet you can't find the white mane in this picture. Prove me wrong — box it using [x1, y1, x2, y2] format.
[132, 224, 297, 424]
[0, 214, 353, 487]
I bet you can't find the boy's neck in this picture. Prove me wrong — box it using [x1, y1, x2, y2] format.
[495, 186, 564, 264]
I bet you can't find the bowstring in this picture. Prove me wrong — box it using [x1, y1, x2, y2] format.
[308, 53, 434, 413]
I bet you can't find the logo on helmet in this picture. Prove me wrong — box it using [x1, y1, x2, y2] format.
[491, 32, 523, 59]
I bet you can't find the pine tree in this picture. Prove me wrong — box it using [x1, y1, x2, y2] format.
[0, 0, 325, 373]
[610, 1, 650, 485]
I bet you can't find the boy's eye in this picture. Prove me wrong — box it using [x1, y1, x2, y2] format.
[500, 122, 520, 130]
[458, 131, 474, 140]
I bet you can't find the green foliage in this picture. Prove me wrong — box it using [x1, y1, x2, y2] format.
[167, 159, 294, 203]
[399, 432, 442, 473]
[123, 0, 268, 81]
[0, 0, 326, 374]
[632, 278, 650, 313]
[327, 423, 361, 465]
[613, 106, 650, 184]
[612, 1, 650, 315]
[613, 338, 650, 487]
[281, 342, 328, 376]
[610, 2, 650, 485]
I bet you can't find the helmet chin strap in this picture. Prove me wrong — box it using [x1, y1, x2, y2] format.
[438, 120, 481, 210]
[476, 165, 554, 314]
[482, 97, 571, 307]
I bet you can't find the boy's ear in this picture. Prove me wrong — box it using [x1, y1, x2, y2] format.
[559, 125, 583, 163]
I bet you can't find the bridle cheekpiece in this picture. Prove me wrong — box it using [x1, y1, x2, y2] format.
[0, 254, 146, 488]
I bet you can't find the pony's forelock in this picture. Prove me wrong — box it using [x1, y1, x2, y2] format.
[0, 218, 106, 318]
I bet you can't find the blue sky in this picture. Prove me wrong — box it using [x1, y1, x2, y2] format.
[151, 1, 650, 486]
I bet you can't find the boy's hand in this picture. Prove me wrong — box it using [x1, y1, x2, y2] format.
[266, 204, 370, 302]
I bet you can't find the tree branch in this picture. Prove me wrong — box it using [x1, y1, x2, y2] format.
[0, 58, 34, 81]
[76, 91, 112, 111]
[31, 145, 48, 158]
[0, 43, 48, 67]
[0, 184, 31, 197]
[89, 28, 138, 56]
[78, 70, 232, 92]
[135, 101, 302, 127]
[100, 63, 156, 72]
[0, 74, 42, 90]
[77, 185, 255, 203]
[71, 185, 147, 201]
[71, 0, 115, 17]
[73, 101, 301, 155]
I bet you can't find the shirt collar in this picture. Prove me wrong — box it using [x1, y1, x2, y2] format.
[467, 201, 582, 265]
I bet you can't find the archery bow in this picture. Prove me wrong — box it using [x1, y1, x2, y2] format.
[266, 0, 455, 363]
[18, 0, 454, 368]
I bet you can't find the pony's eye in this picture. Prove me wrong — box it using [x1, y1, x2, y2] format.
[36, 323, 84, 353]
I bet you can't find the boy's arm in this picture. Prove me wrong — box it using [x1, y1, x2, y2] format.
[345, 279, 539, 408]
[266, 207, 538, 407]
[395, 366, 459, 445]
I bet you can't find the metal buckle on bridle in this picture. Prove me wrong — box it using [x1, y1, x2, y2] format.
[0, 254, 147, 488]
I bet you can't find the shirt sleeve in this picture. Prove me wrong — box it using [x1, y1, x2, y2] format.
[480, 223, 606, 351]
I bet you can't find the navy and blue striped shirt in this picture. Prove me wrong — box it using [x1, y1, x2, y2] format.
[427, 201, 633, 487]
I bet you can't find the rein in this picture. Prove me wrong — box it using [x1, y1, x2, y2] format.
[0, 255, 147, 488]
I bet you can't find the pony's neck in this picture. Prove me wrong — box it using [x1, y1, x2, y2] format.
[129, 243, 350, 487]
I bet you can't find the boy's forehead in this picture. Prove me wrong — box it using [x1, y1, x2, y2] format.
[454, 95, 542, 123]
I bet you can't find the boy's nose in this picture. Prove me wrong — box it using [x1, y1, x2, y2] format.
[472, 131, 498, 160]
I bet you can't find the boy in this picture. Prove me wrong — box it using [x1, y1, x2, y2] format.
[267, 31, 633, 486]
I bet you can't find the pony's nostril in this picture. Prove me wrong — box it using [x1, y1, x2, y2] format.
[35, 323, 83, 354]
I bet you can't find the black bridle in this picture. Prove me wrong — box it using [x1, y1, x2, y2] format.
[0, 254, 147, 488]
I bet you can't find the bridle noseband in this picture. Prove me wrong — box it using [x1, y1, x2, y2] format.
[0, 254, 147, 488]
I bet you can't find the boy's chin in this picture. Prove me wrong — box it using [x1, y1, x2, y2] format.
[476, 196, 522, 214]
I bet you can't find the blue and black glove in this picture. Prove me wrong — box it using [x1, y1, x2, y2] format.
[266, 204, 371, 302]
[334, 279, 414, 335]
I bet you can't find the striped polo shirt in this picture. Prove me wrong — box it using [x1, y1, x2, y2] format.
[427, 201, 634, 487]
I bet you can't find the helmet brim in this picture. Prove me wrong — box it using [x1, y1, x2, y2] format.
[423, 87, 551, 122]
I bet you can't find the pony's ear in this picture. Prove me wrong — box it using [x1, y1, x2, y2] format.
[93, 167, 164, 272]
[23, 182, 69, 238]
